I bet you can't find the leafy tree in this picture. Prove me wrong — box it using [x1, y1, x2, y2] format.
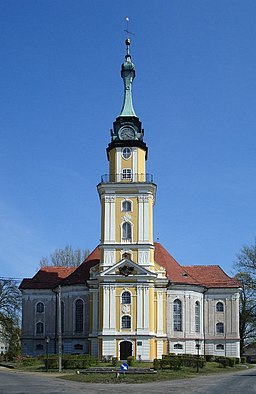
[234, 239, 256, 355]
[40, 245, 90, 267]
[0, 279, 21, 357]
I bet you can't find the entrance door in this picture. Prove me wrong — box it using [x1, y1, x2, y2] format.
[120, 341, 132, 360]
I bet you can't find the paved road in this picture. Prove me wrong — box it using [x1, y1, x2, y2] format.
[0, 366, 255, 394]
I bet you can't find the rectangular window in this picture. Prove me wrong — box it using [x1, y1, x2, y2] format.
[122, 169, 132, 180]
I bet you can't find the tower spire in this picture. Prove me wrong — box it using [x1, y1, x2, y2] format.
[120, 18, 136, 117]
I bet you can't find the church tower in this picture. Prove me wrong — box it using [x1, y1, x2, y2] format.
[88, 38, 167, 361]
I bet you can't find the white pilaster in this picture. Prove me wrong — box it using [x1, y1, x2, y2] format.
[104, 197, 110, 242]
[144, 286, 149, 330]
[138, 196, 144, 242]
[103, 286, 109, 330]
[132, 147, 137, 181]
[157, 291, 163, 335]
[144, 196, 149, 242]
[110, 197, 116, 242]
[92, 289, 98, 334]
[137, 286, 143, 332]
[109, 286, 116, 332]
[116, 148, 122, 181]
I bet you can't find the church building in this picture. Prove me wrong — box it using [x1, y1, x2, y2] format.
[20, 39, 241, 361]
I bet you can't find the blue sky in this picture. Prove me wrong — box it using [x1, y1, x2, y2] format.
[1, 0, 255, 279]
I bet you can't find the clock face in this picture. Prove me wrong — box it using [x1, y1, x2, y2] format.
[120, 127, 135, 140]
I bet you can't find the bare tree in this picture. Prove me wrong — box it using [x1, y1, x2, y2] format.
[234, 239, 256, 355]
[0, 280, 21, 339]
[40, 245, 90, 267]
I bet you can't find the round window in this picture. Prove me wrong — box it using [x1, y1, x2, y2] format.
[122, 147, 132, 160]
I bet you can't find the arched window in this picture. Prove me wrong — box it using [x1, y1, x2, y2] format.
[122, 200, 132, 212]
[216, 322, 224, 334]
[122, 168, 132, 180]
[36, 302, 44, 313]
[195, 301, 200, 333]
[122, 315, 131, 329]
[216, 344, 224, 350]
[174, 343, 183, 350]
[122, 291, 131, 304]
[216, 302, 224, 312]
[173, 299, 182, 331]
[122, 222, 132, 241]
[61, 301, 65, 334]
[36, 322, 44, 334]
[75, 299, 83, 333]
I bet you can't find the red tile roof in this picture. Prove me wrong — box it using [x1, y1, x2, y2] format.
[19, 267, 75, 290]
[154, 242, 199, 285]
[19, 243, 240, 290]
[183, 265, 240, 288]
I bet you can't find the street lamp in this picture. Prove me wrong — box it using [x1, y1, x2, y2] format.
[45, 336, 50, 372]
[195, 339, 200, 373]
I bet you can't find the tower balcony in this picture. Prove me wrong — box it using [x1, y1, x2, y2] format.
[100, 173, 154, 183]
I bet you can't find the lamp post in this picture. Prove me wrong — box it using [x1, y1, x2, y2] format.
[195, 339, 200, 373]
[45, 336, 50, 372]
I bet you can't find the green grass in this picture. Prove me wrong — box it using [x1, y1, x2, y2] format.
[58, 362, 250, 384]
[2, 359, 252, 384]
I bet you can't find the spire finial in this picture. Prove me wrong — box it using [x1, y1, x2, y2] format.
[124, 17, 134, 56]
[120, 17, 136, 117]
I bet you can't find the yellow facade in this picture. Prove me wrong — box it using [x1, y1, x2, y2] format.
[93, 42, 167, 361]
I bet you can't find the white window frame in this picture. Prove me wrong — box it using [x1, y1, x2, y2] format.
[121, 221, 132, 242]
[121, 291, 131, 304]
[122, 168, 132, 180]
[121, 199, 133, 212]
[121, 315, 132, 330]
[122, 147, 132, 160]
[216, 302, 224, 312]
[173, 299, 182, 332]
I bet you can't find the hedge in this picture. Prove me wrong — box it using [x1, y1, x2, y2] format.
[45, 354, 98, 370]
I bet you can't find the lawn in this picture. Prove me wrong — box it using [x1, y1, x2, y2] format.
[59, 362, 250, 384]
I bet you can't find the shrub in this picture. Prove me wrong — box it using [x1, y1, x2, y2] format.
[22, 356, 37, 366]
[112, 357, 118, 367]
[153, 359, 160, 370]
[205, 355, 215, 362]
[171, 356, 182, 371]
[241, 357, 246, 364]
[127, 356, 135, 367]
[227, 357, 236, 367]
[235, 358, 240, 364]
[216, 357, 229, 368]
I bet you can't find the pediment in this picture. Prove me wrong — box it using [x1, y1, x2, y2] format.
[100, 258, 157, 278]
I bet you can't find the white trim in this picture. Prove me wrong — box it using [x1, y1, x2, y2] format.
[138, 196, 143, 242]
[116, 148, 122, 181]
[103, 286, 110, 330]
[157, 291, 163, 335]
[109, 286, 116, 332]
[104, 197, 110, 242]
[132, 147, 137, 181]
[110, 197, 115, 242]
[121, 198, 133, 212]
[92, 289, 98, 335]
[144, 287, 149, 330]
[122, 147, 132, 160]
[120, 220, 133, 243]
